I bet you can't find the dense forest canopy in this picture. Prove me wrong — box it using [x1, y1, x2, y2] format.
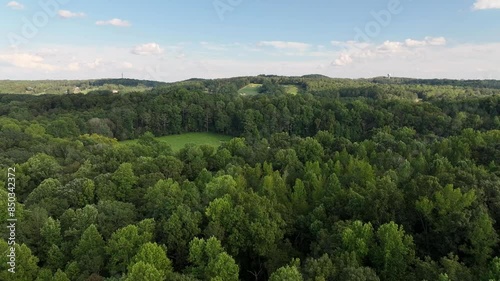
[0, 75, 499, 281]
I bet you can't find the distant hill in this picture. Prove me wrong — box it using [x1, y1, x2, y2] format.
[0, 78, 167, 95]
[301, 74, 332, 79]
[89, 78, 167, 88]
[369, 77, 500, 89]
[1, 75, 499, 97]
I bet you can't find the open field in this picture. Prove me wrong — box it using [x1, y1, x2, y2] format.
[238, 83, 262, 95]
[238, 83, 300, 95]
[283, 85, 299, 95]
[121, 132, 232, 151]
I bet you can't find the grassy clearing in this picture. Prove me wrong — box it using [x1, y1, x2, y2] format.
[238, 83, 300, 96]
[238, 83, 262, 96]
[122, 132, 232, 152]
[283, 85, 299, 95]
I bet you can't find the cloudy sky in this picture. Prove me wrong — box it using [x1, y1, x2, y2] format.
[0, 0, 499, 82]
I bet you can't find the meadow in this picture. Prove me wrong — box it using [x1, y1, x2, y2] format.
[121, 132, 232, 151]
[238, 83, 299, 96]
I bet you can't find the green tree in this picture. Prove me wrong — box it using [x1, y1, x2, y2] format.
[46, 244, 65, 272]
[35, 268, 53, 281]
[204, 175, 239, 204]
[0, 240, 39, 281]
[341, 221, 374, 264]
[464, 210, 498, 267]
[371, 222, 415, 281]
[163, 205, 202, 267]
[205, 193, 286, 258]
[107, 225, 150, 276]
[126, 261, 164, 281]
[303, 254, 336, 281]
[269, 265, 303, 281]
[291, 179, 309, 216]
[46, 117, 80, 138]
[25, 178, 63, 216]
[40, 217, 62, 261]
[111, 163, 137, 201]
[155, 155, 184, 181]
[60, 205, 98, 256]
[88, 117, 114, 138]
[440, 254, 473, 281]
[59, 178, 96, 208]
[18, 206, 48, 258]
[179, 145, 208, 180]
[20, 153, 61, 199]
[143, 179, 184, 220]
[416, 184, 477, 257]
[188, 237, 239, 281]
[129, 242, 173, 276]
[72, 224, 106, 278]
[296, 137, 324, 163]
[339, 266, 380, 281]
[53, 269, 71, 281]
[96, 200, 137, 239]
[485, 257, 500, 281]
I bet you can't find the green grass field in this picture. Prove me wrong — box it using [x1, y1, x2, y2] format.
[122, 132, 232, 151]
[283, 85, 299, 95]
[238, 83, 299, 96]
[238, 83, 262, 96]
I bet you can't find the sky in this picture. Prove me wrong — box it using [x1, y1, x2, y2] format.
[0, 0, 499, 82]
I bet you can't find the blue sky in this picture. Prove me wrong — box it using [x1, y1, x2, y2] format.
[0, 0, 499, 81]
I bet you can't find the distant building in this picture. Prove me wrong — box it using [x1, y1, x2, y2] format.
[112, 90, 119, 94]
[73, 87, 81, 94]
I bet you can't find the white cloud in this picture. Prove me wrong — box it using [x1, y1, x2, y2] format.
[405, 39, 427, 47]
[95, 18, 131, 27]
[87, 58, 102, 69]
[258, 41, 312, 52]
[1, 40, 499, 82]
[378, 41, 404, 53]
[34, 48, 60, 57]
[122, 62, 134, 69]
[6, 1, 24, 10]
[131, 43, 164, 56]
[331, 40, 371, 49]
[0, 53, 57, 71]
[332, 37, 447, 67]
[473, 0, 500, 10]
[333, 53, 353, 66]
[58, 10, 86, 19]
[405, 37, 446, 47]
[426, 37, 447, 46]
[67, 62, 80, 71]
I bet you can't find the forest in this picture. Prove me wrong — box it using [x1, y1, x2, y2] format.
[0, 75, 499, 281]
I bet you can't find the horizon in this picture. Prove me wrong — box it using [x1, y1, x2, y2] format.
[1, 0, 500, 81]
[2, 75, 500, 84]
[0, 73, 500, 84]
